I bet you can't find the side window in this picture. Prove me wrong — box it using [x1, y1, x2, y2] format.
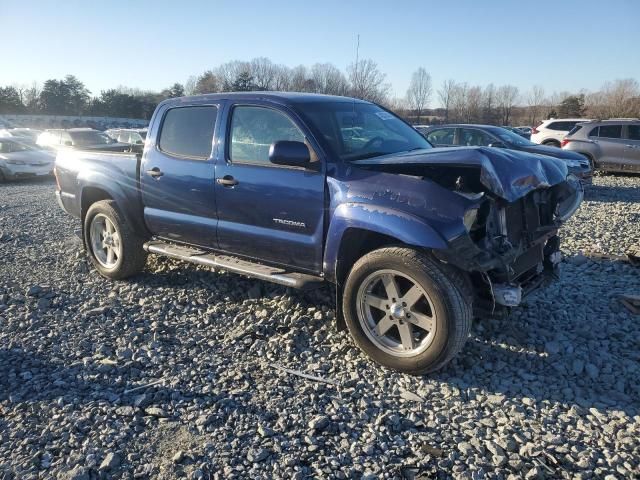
[426, 128, 455, 146]
[628, 125, 640, 141]
[588, 127, 599, 137]
[460, 128, 494, 146]
[158, 106, 218, 159]
[118, 131, 131, 143]
[598, 125, 622, 139]
[0, 141, 9, 153]
[60, 132, 72, 145]
[230, 106, 304, 164]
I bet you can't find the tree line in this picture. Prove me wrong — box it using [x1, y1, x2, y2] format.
[1, 57, 638, 126]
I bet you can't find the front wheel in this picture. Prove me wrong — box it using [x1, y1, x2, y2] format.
[84, 200, 147, 279]
[342, 247, 472, 375]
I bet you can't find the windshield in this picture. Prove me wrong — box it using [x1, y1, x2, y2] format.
[138, 131, 147, 140]
[69, 131, 116, 146]
[490, 127, 536, 147]
[0, 139, 38, 153]
[297, 102, 431, 161]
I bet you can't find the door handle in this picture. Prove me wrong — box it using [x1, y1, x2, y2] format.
[216, 175, 238, 187]
[146, 167, 163, 178]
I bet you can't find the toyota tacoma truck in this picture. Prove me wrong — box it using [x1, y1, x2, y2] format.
[54, 92, 583, 374]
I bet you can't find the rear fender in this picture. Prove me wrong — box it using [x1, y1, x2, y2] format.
[78, 171, 147, 237]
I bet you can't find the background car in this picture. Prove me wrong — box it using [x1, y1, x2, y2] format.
[0, 138, 54, 181]
[36, 128, 131, 152]
[517, 126, 533, 136]
[531, 118, 591, 147]
[422, 124, 592, 182]
[105, 128, 148, 153]
[502, 126, 531, 140]
[0, 128, 43, 144]
[561, 119, 640, 173]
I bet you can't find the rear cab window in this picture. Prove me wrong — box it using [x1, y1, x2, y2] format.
[158, 106, 218, 159]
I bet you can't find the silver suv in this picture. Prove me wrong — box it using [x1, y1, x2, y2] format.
[562, 119, 640, 173]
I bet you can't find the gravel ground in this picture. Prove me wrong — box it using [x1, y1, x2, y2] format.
[0, 175, 639, 480]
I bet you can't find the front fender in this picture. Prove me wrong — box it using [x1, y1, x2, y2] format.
[323, 202, 448, 283]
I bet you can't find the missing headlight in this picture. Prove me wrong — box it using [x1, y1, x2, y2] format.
[555, 175, 584, 222]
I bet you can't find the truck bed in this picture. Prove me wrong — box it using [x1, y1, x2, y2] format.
[55, 149, 142, 221]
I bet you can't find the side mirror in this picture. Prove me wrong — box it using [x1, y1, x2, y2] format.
[269, 141, 311, 168]
[488, 142, 506, 148]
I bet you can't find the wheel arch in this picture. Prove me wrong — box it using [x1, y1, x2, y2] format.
[79, 178, 148, 239]
[325, 203, 449, 330]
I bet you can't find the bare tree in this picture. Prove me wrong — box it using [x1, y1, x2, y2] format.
[603, 78, 640, 117]
[496, 85, 519, 125]
[251, 57, 276, 90]
[466, 86, 482, 123]
[481, 84, 496, 124]
[450, 82, 469, 123]
[438, 79, 456, 122]
[289, 65, 311, 92]
[406, 67, 432, 124]
[216, 61, 252, 91]
[272, 64, 292, 91]
[184, 76, 197, 96]
[310, 63, 349, 96]
[347, 59, 390, 103]
[526, 85, 545, 126]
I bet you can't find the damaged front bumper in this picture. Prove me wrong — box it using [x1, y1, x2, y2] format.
[435, 176, 583, 310]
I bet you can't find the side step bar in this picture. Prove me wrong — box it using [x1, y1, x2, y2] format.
[143, 240, 324, 290]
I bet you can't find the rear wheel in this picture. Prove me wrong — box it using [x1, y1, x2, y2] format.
[84, 200, 147, 279]
[342, 247, 472, 375]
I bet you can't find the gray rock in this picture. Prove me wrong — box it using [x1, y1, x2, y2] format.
[99, 452, 121, 471]
[309, 415, 330, 431]
[247, 447, 269, 463]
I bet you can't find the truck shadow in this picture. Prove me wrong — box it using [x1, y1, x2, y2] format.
[585, 183, 640, 203]
[0, 347, 192, 409]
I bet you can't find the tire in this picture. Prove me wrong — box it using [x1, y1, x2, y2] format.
[342, 247, 472, 375]
[542, 140, 560, 148]
[83, 200, 147, 279]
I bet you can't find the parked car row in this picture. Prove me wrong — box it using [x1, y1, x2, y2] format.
[416, 124, 592, 182]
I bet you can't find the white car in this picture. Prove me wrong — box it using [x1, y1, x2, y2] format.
[530, 119, 591, 147]
[0, 138, 55, 181]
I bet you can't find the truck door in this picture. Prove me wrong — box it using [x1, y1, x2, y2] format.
[214, 103, 325, 273]
[141, 103, 220, 248]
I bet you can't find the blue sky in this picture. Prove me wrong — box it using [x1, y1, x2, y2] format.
[3, 0, 639, 103]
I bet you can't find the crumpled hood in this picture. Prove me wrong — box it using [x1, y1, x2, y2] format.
[355, 146, 569, 202]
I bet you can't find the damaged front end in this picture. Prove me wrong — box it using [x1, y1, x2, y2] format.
[357, 147, 584, 315]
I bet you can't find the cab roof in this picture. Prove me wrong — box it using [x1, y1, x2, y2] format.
[161, 91, 370, 108]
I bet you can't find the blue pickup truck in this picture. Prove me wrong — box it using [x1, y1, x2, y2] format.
[55, 92, 583, 374]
